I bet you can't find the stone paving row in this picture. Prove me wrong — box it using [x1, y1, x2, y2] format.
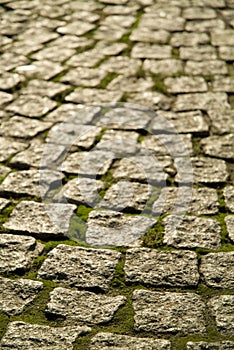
[0, 0, 234, 349]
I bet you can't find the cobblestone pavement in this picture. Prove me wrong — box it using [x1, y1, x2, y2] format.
[0, 0, 234, 349]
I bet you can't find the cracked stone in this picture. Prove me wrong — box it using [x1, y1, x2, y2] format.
[185, 19, 225, 32]
[61, 67, 106, 87]
[107, 75, 154, 92]
[62, 177, 104, 205]
[208, 109, 234, 134]
[153, 186, 219, 215]
[0, 277, 43, 316]
[6, 95, 57, 118]
[180, 46, 217, 61]
[86, 209, 156, 246]
[173, 92, 229, 111]
[130, 28, 170, 43]
[208, 295, 234, 336]
[46, 287, 126, 325]
[0, 91, 13, 106]
[4, 200, 76, 238]
[38, 244, 120, 291]
[170, 32, 210, 47]
[99, 182, 152, 212]
[0, 72, 24, 90]
[21, 79, 69, 98]
[112, 155, 169, 183]
[0, 321, 90, 350]
[133, 290, 206, 334]
[164, 76, 208, 93]
[212, 76, 234, 93]
[225, 216, 234, 242]
[0, 234, 44, 274]
[163, 215, 221, 249]
[16, 60, 64, 81]
[144, 59, 183, 75]
[57, 21, 95, 35]
[97, 107, 151, 130]
[131, 43, 171, 59]
[65, 88, 122, 104]
[101, 56, 141, 75]
[200, 252, 234, 289]
[200, 134, 234, 160]
[125, 248, 199, 287]
[150, 110, 209, 134]
[224, 185, 234, 213]
[44, 104, 100, 124]
[0, 137, 28, 162]
[185, 60, 228, 76]
[89, 333, 171, 350]
[186, 341, 234, 350]
[61, 150, 113, 176]
[0, 116, 52, 138]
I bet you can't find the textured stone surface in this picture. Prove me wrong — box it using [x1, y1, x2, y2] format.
[44, 104, 100, 124]
[208, 295, 234, 335]
[0, 137, 28, 162]
[86, 210, 156, 246]
[200, 134, 234, 160]
[0, 234, 44, 273]
[173, 93, 229, 112]
[0, 321, 90, 350]
[186, 341, 234, 350]
[225, 216, 234, 242]
[133, 290, 206, 334]
[223, 186, 234, 213]
[96, 129, 139, 155]
[200, 252, 234, 289]
[89, 333, 171, 349]
[144, 59, 183, 75]
[38, 244, 120, 291]
[0, 277, 43, 315]
[65, 87, 122, 104]
[4, 201, 76, 238]
[46, 287, 126, 325]
[61, 67, 106, 87]
[163, 215, 221, 249]
[125, 248, 199, 287]
[208, 109, 234, 135]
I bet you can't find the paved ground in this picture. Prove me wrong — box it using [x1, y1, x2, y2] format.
[0, 0, 234, 349]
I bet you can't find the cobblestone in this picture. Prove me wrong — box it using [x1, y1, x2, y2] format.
[225, 216, 234, 242]
[208, 295, 234, 335]
[200, 134, 234, 160]
[38, 244, 120, 291]
[186, 341, 234, 349]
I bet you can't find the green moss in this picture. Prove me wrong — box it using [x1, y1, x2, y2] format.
[68, 214, 87, 243]
[77, 205, 93, 222]
[152, 74, 170, 96]
[0, 313, 9, 340]
[97, 72, 118, 89]
[142, 216, 165, 248]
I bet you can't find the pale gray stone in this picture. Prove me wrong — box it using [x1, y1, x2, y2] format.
[103, 4, 139, 14]
[0, 234, 44, 273]
[173, 93, 229, 111]
[101, 14, 136, 28]
[16, 60, 65, 80]
[125, 248, 199, 287]
[139, 15, 185, 31]
[95, 41, 128, 55]
[180, 46, 217, 61]
[0, 137, 28, 162]
[225, 216, 234, 242]
[57, 21, 95, 35]
[208, 295, 234, 335]
[17, 27, 59, 45]
[0, 52, 29, 72]
[46, 287, 126, 325]
[185, 60, 228, 76]
[0, 91, 13, 106]
[127, 91, 172, 111]
[96, 130, 139, 155]
[101, 56, 141, 75]
[219, 46, 234, 60]
[0, 277, 43, 315]
[65, 88, 122, 104]
[182, 7, 216, 19]
[4, 201, 76, 238]
[144, 59, 183, 75]
[164, 76, 208, 93]
[21, 79, 69, 98]
[48, 35, 94, 49]
[150, 110, 209, 134]
[200, 134, 234, 160]
[185, 19, 225, 32]
[94, 26, 128, 41]
[44, 104, 100, 124]
[163, 215, 221, 249]
[0, 72, 24, 90]
[38, 244, 120, 291]
[86, 209, 156, 246]
[153, 186, 219, 215]
[200, 252, 234, 289]
[186, 341, 234, 350]
[61, 150, 113, 176]
[97, 107, 151, 130]
[170, 32, 210, 47]
[133, 290, 206, 334]
[211, 30, 234, 46]
[31, 46, 76, 63]
[89, 333, 171, 350]
[130, 28, 170, 44]
[0, 116, 52, 138]
[208, 109, 234, 134]
[131, 43, 171, 59]
[61, 67, 106, 87]
[62, 177, 104, 205]
[212, 76, 234, 93]
[66, 49, 104, 68]
[0, 321, 90, 350]
[107, 75, 154, 92]
[100, 182, 152, 212]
